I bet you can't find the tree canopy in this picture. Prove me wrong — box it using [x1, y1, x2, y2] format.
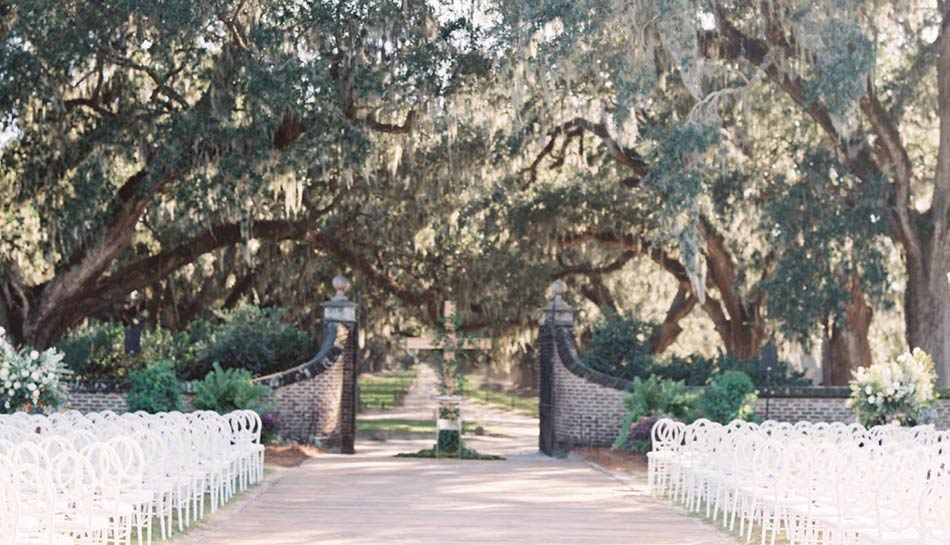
[2, 0, 949, 385]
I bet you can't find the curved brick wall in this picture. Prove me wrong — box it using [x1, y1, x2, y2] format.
[546, 325, 632, 447]
[65, 320, 355, 443]
[540, 322, 950, 451]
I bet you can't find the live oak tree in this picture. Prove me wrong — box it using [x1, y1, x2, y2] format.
[0, 0, 479, 347]
[2, 0, 947, 389]
[483, 0, 894, 384]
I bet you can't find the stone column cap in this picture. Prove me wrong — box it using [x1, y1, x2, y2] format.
[539, 280, 574, 325]
[323, 275, 357, 322]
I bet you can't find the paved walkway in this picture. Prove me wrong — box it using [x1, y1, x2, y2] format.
[358, 364, 539, 456]
[180, 367, 736, 545]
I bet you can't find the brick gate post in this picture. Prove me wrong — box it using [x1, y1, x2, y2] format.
[538, 280, 574, 456]
[322, 276, 359, 454]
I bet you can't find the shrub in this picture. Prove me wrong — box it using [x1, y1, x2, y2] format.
[259, 410, 281, 444]
[192, 363, 271, 413]
[126, 360, 182, 413]
[652, 355, 716, 386]
[583, 310, 657, 380]
[624, 416, 657, 453]
[700, 370, 758, 423]
[653, 352, 810, 388]
[55, 322, 127, 379]
[848, 348, 937, 427]
[55, 307, 313, 380]
[194, 306, 313, 379]
[613, 375, 696, 450]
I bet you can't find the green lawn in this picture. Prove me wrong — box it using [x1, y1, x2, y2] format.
[356, 418, 484, 435]
[357, 368, 417, 412]
[465, 375, 538, 416]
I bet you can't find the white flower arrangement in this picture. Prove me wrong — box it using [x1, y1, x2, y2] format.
[0, 327, 70, 413]
[848, 347, 937, 426]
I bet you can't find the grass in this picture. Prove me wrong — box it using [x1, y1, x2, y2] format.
[356, 418, 485, 435]
[358, 368, 417, 412]
[465, 374, 538, 416]
[395, 445, 504, 460]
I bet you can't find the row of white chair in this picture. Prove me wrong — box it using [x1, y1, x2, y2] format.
[648, 418, 950, 545]
[0, 410, 265, 545]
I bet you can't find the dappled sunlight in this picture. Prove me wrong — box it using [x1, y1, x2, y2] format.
[181, 450, 736, 545]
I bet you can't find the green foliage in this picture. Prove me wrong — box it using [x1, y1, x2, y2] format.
[613, 375, 697, 450]
[357, 369, 417, 412]
[583, 310, 657, 380]
[192, 363, 270, 413]
[580, 311, 808, 388]
[55, 323, 127, 379]
[55, 306, 312, 380]
[653, 352, 809, 388]
[126, 360, 182, 413]
[193, 306, 313, 379]
[700, 371, 759, 424]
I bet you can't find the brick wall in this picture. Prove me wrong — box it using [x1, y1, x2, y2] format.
[64, 320, 356, 445]
[754, 394, 950, 429]
[540, 323, 950, 451]
[546, 325, 632, 448]
[67, 390, 128, 413]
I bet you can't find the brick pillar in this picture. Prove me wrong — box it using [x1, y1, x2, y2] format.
[339, 320, 358, 454]
[538, 280, 574, 456]
[322, 276, 359, 454]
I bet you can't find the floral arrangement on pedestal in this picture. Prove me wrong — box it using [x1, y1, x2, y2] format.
[848, 347, 937, 426]
[0, 327, 70, 413]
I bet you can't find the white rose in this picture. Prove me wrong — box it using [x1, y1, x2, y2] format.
[865, 385, 873, 395]
[26, 383, 36, 391]
[29, 350, 38, 360]
[12, 382, 20, 389]
[868, 395, 876, 404]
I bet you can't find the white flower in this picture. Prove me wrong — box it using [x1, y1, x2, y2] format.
[868, 395, 876, 404]
[0, 327, 5, 336]
[28, 350, 38, 360]
[865, 385, 873, 395]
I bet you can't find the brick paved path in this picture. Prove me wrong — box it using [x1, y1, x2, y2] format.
[179, 367, 735, 545]
[180, 448, 735, 545]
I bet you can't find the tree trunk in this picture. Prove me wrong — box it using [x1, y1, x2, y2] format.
[909, 5, 950, 388]
[727, 321, 767, 360]
[824, 274, 873, 385]
[650, 284, 697, 354]
[905, 250, 950, 387]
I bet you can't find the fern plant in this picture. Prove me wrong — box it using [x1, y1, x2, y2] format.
[613, 375, 696, 451]
[192, 362, 271, 413]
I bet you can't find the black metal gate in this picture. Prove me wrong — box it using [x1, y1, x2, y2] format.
[538, 322, 556, 456]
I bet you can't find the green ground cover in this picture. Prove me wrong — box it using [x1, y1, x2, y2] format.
[465, 375, 538, 417]
[356, 418, 483, 435]
[357, 369, 416, 412]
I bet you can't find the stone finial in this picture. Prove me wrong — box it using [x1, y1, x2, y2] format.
[323, 275, 357, 322]
[540, 280, 574, 326]
[332, 275, 350, 301]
